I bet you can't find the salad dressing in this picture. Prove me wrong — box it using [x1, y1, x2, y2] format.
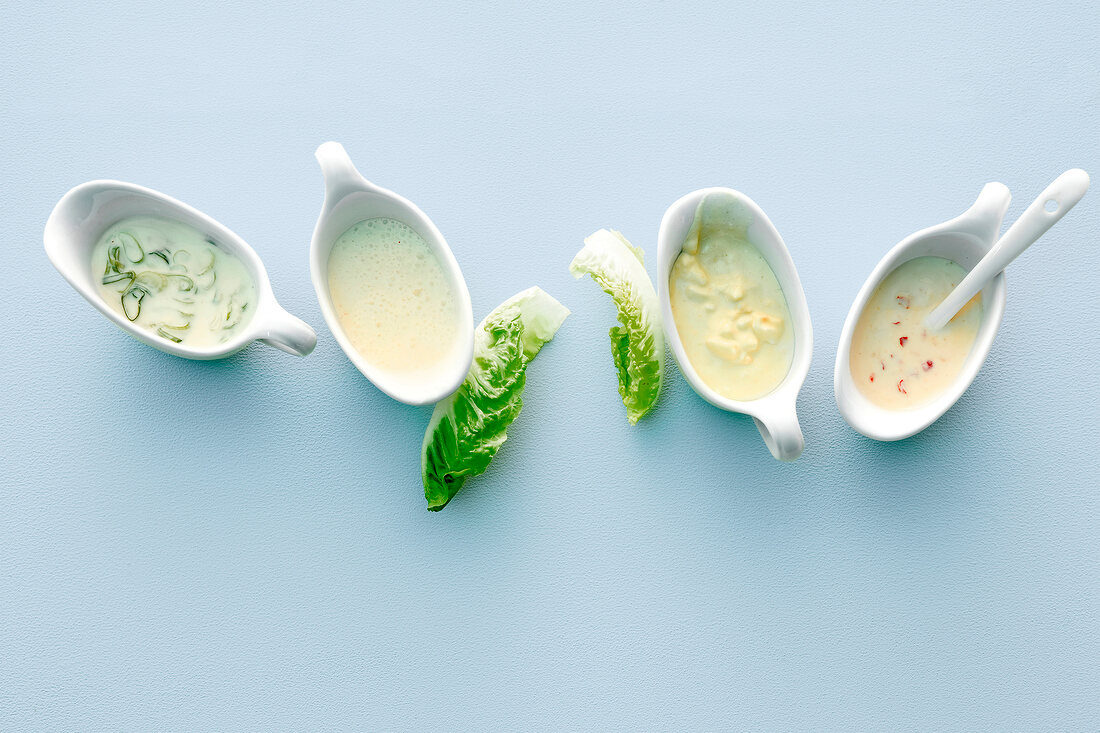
[91, 216, 256, 347]
[849, 256, 982, 409]
[327, 218, 461, 375]
[669, 216, 794, 401]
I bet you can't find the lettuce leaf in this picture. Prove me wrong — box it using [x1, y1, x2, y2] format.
[569, 229, 663, 424]
[421, 286, 569, 511]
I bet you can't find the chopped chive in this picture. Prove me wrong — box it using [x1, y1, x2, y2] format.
[121, 284, 149, 320]
[165, 273, 195, 292]
[196, 250, 216, 276]
[156, 327, 183, 343]
[102, 271, 135, 287]
[107, 245, 125, 272]
[134, 271, 168, 292]
[118, 232, 144, 263]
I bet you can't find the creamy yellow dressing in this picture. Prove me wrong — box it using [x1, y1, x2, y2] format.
[850, 256, 982, 410]
[669, 209, 794, 401]
[327, 217, 460, 374]
[91, 216, 256, 347]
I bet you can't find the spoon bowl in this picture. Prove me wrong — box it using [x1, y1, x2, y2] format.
[44, 180, 317, 359]
[657, 188, 813, 461]
[309, 142, 474, 405]
[834, 182, 1010, 441]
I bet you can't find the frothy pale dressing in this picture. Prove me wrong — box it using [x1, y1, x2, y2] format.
[669, 209, 794, 401]
[850, 256, 982, 410]
[91, 216, 256, 347]
[327, 218, 460, 375]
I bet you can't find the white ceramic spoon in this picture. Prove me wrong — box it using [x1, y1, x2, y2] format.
[45, 180, 317, 359]
[925, 169, 1090, 331]
[309, 142, 474, 405]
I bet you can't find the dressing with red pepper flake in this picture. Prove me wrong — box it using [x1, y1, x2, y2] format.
[850, 256, 982, 409]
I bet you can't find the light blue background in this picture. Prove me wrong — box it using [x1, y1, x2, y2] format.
[2, 1, 1098, 730]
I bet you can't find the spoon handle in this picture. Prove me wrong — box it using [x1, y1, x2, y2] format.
[925, 168, 1090, 330]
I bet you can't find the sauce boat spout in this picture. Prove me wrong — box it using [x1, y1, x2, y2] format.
[956, 181, 1011, 243]
[315, 141, 378, 204]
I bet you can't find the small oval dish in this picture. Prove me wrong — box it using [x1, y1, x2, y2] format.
[309, 142, 474, 406]
[833, 183, 1010, 441]
[657, 187, 813, 461]
[44, 180, 317, 359]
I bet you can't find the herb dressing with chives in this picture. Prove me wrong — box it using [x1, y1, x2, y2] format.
[91, 216, 257, 347]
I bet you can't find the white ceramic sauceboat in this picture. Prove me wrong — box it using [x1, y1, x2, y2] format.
[835, 170, 1089, 441]
[833, 182, 1011, 441]
[309, 142, 474, 405]
[657, 187, 813, 461]
[44, 180, 317, 359]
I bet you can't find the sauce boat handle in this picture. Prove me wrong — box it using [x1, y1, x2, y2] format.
[257, 306, 317, 357]
[752, 406, 805, 462]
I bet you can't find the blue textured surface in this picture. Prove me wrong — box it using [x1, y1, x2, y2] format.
[2, 2, 1099, 730]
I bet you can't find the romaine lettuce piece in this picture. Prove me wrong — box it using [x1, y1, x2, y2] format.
[569, 229, 663, 424]
[421, 286, 569, 511]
